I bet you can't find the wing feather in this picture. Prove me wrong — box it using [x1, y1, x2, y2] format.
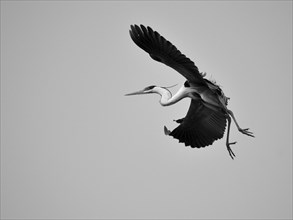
[169, 100, 227, 148]
[130, 24, 206, 84]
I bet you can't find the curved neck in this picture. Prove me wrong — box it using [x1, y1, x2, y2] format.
[153, 86, 189, 106]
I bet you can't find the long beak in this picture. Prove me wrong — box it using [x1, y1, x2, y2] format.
[163, 83, 177, 89]
[125, 90, 145, 96]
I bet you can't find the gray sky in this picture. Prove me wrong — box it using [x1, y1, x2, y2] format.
[1, 1, 292, 219]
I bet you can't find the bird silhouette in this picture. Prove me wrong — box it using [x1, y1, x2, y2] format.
[126, 24, 254, 159]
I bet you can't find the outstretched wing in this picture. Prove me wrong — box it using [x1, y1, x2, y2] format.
[129, 24, 206, 85]
[167, 100, 227, 148]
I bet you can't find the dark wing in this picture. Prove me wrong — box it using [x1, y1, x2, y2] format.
[129, 24, 206, 85]
[167, 99, 227, 148]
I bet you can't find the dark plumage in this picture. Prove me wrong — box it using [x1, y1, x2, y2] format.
[170, 100, 227, 148]
[129, 24, 206, 84]
[127, 24, 254, 159]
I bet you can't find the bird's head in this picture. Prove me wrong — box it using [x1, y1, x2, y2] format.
[125, 84, 177, 96]
[125, 85, 156, 96]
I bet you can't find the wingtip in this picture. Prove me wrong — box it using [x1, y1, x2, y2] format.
[129, 24, 150, 31]
[129, 24, 138, 32]
[164, 126, 171, 135]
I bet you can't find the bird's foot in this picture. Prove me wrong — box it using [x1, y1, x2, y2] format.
[239, 128, 254, 137]
[226, 141, 237, 160]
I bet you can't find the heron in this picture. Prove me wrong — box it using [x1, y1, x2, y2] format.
[125, 24, 254, 159]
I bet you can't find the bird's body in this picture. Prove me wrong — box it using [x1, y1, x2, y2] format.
[126, 24, 254, 159]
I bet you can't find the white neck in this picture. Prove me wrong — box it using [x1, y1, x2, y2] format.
[153, 85, 190, 106]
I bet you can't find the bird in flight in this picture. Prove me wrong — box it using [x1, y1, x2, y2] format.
[126, 24, 254, 159]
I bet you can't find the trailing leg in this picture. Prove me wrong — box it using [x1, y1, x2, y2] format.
[227, 109, 254, 137]
[226, 116, 237, 159]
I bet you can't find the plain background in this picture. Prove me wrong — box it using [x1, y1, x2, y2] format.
[1, 1, 292, 219]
